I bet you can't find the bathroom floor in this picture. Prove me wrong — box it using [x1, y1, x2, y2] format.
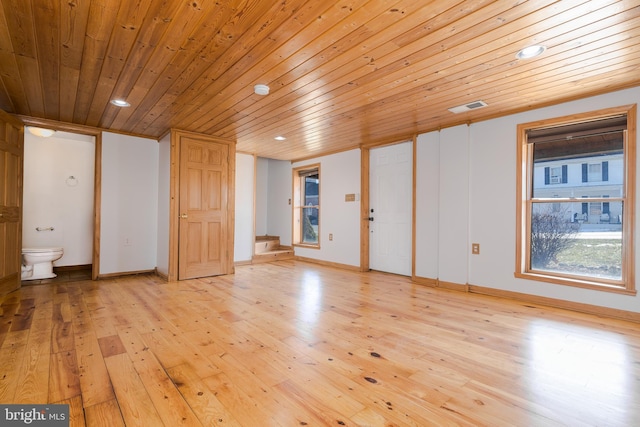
[21, 266, 92, 285]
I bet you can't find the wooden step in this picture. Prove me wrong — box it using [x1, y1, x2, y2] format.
[252, 248, 294, 264]
[255, 236, 282, 254]
[253, 236, 294, 263]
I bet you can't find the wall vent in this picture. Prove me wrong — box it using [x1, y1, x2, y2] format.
[448, 100, 488, 114]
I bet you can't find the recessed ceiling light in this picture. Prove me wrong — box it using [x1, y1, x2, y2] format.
[516, 45, 546, 59]
[254, 84, 270, 96]
[27, 126, 56, 137]
[110, 99, 130, 107]
[274, 136, 286, 141]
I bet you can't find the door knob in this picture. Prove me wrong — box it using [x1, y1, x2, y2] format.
[180, 214, 188, 219]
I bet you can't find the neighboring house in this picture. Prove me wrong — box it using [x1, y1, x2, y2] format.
[533, 153, 623, 224]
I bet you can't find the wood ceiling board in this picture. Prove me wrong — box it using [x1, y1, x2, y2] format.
[1, 0, 639, 160]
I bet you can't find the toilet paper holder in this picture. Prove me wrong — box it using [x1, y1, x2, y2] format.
[36, 226, 54, 231]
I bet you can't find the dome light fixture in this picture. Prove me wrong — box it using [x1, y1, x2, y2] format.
[254, 84, 270, 96]
[27, 126, 56, 138]
[110, 99, 131, 107]
[516, 45, 546, 59]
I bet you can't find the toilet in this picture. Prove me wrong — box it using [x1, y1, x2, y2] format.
[21, 247, 64, 280]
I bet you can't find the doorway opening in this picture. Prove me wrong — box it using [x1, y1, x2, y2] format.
[22, 123, 101, 282]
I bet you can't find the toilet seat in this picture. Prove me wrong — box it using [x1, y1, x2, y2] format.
[23, 247, 64, 253]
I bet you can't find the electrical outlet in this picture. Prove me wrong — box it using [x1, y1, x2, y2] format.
[124, 237, 132, 246]
[472, 243, 480, 254]
[329, 233, 333, 241]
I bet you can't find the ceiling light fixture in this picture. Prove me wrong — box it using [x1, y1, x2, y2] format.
[110, 99, 130, 107]
[254, 84, 270, 96]
[27, 126, 56, 137]
[274, 136, 286, 141]
[516, 45, 546, 59]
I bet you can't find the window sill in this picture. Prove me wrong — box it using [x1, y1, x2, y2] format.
[293, 243, 320, 250]
[514, 271, 636, 295]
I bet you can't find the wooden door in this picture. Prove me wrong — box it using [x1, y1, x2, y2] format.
[369, 142, 412, 276]
[0, 110, 23, 297]
[177, 132, 235, 279]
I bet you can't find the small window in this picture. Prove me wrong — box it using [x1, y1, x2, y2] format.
[544, 165, 567, 185]
[588, 163, 602, 182]
[292, 164, 320, 247]
[516, 105, 636, 294]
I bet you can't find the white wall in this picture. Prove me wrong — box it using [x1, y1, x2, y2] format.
[156, 133, 171, 276]
[100, 132, 159, 275]
[235, 153, 255, 262]
[438, 126, 470, 285]
[265, 159, 292, 245]
[292, 149, 361, 267]
[255, 157, 269, 236]
[415, 131, 439, 279]
[416, 86, 640, 313]
[22, 131, 95, 267]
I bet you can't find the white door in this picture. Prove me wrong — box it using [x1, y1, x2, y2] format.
[369, 142, 412, 276]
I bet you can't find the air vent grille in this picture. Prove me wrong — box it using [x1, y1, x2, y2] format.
[448, 100, 488, 114]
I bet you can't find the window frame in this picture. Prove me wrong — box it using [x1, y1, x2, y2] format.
[515, 105, 636, 295]
[292, 164, 321, 249]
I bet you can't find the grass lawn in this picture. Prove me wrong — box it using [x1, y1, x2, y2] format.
[550, 238, 622, 279]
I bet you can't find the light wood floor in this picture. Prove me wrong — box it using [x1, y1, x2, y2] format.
[1, 260, 639, 426]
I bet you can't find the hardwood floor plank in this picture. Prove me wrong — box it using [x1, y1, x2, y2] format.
[9, 298, 35, 331]
[103, 352, 165, 427]
[90, 315, 119, 339]
[280, 335, 455, 426]
[165, 363, 243, 426]
[84, 399, 125, 427]
[0, 332, 28, 402]
[0, 301, 19, 349]
[273, 378, 363, 426]
[51, 320, 74, 354]
[140, 329, 220, 379]
[48, 350, 81, 403]
[202, 372, 282, 427]
[116, 326, 202, 426]
[74, 332, 115, 407]
[12, 302, 52, 403]
[58, 395, 86, 427]
[97, 335, 126, 358]
[0, 261, 639, 426]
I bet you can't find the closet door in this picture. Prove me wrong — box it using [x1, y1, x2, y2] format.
[170, 130, 235, 280]
[0, 110, 23, 296]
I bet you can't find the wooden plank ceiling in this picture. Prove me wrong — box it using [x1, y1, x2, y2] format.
[0, 0, 639, 161]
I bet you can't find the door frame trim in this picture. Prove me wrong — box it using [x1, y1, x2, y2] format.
[361, 138, 416, 275]
[168, 129, 236, 281]
[19, 116, 102, 280]
[360, 147, 370, 272]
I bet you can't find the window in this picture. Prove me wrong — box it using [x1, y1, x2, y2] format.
[544, 165, 567, 185]
[293, 164, 320, 247]
[588, 163, 602, 181]
[516, 105, 636, 294]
